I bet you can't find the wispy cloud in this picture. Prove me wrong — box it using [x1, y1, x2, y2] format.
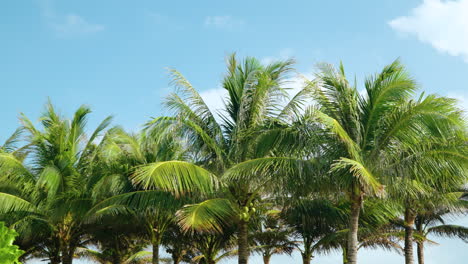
[204, 15, 245, 30]
[51, 14, 104, 36]
[389, 0, 468, 62]
[39, 0, 104, 37]
[147, 12, 184, 30]
[261, 48, 295, 65]
[200, 87, 228, 121]
[447, 92, 468, 111]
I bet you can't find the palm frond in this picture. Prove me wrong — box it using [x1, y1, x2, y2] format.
[132, 161, 219, 197]
[177, 198, 235, 233]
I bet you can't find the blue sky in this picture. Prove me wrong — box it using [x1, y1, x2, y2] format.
[2, 0, 467, 263]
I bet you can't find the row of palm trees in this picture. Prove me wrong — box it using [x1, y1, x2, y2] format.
[0, 54, 466, 264]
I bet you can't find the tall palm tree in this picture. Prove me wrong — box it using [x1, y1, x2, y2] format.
[308, 60, 466, 264]
[141, 54, 316, 264]
[383, 99, 467, 264]
[0, 102, 112, 264]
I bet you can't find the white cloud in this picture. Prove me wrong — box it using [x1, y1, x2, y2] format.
[389, 0, 468, 61]
[447, 92, 468, 111]
[261, 48, 295, 65]
[38, 0, 104, 36]
[52, 14, 105, 36]
[200, 87, 228, 120]
[148, 12, 184, 30]
[204, 16, 245, 30]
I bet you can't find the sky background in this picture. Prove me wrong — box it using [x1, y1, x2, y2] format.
[1, 0, 468, 263]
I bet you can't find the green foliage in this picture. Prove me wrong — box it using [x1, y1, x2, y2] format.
[0, 222, 23, 264]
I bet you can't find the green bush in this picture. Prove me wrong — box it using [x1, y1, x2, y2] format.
[0, 222, 24, 264]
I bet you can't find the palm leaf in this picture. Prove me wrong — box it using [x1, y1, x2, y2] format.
[177, 198, 235, 233]
[132, 161, 219, 197]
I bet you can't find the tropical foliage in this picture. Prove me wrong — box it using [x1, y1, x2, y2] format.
[0, 54, 466, 264]
[0, 222, 24, 264]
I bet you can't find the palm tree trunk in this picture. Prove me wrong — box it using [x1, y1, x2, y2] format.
[342, 246, 348, 264]
[301, 252, 312, 264]
[61, 245, 75, 264]
[346, 195, 362, 264]
[172, 253, 182, 264]
[112, 254, 122, 264]
[50, 257, 61, 264]
[263, 254, 271, 264]
[301, 240, 313, 264]
[416, 242, 424, 264]
[238, 220, 249, 264]
[61, 252, 73, 264]
[152, 242, 160, 264]
[404, 208, 416, 264]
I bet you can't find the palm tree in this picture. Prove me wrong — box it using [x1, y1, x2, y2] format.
[87, 127, 202, 264]
[79, 214, 150, 264]
[162, 224, 195, 264]
[390, 194, 468, 264]
[414, 209, 468, 264]
[251, 213, 297, 264]
[189, 227, 237, 264]
[0, 102, 112, 264]
[76, 237, 153, 264]
[308, 60, 466, 264]
[141, 54, 316, 264]
[383, 99, 467, 264]
[281, 199, 343, 264]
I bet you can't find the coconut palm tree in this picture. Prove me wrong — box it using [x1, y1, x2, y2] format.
[383, 99, 467, 264]
[389, 193, 468, 264]
[281, 198, 344, 264]
[0, 102, 113, 264]
[189, 227, 237, 264]
[87, 127, 206, 264]
[307, 60, 466, 264]
[162, 224, 195, 264]
[78, 213, 151, 264]
[141, 54, 317, 264]
[414, 208, 468, 264]
[251, 213, 297, 264]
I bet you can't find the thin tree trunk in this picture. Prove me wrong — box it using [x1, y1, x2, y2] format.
[404, 208, 416, 264]
[172, 253, 182, 264]
[346, 195, 362, 264]
[263, 255, 271, 264]
[416, 242, 424, 264]
[342, 246, 348, 264]
[152, 242, 160, 264]
[238, 220, 249, 264]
